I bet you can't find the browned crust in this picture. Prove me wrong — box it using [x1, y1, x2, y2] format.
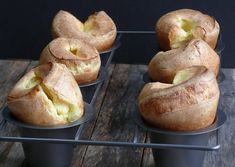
[139, 66, 220, 131]
[39, 37, 101, 85]
[148, 39, 220, 83]
[156, 9, 220, 50]
[7, 63, 84, 126]
[7, 85, 68, 125]
[52, 10, 117, 52]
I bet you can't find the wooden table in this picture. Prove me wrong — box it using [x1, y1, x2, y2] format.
[0, 60, 234, 167]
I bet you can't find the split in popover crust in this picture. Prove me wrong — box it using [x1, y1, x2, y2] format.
[52, 10, 117, 52]
[148, 39, 220, 83]
[139, 66, 220, 131]
[156, 9, 220, 50]
[7, 63, 84, 126]
[39, 37, 101, 85]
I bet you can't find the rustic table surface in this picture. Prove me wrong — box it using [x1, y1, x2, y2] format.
[0, 60, 234, 167]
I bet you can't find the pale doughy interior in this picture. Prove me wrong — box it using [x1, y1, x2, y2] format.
[173, 67, 199, 84]
[23, 71, 82, 122]
[172, 18, 197, 48]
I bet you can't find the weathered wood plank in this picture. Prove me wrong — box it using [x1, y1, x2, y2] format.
[0, 60, 31, 111]
[25, 60, 39, 72]
[81, 64, 147, 167]
[0, 143, 24, 167]
[71, 64, 115, 167]
[203, 69, 235, 167]
[0, 60, 31, 166]
[141, 135, 155, 167]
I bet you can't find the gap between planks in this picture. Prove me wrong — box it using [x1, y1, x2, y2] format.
[79, 64, 148, 167]
[71, 64, 116, 167]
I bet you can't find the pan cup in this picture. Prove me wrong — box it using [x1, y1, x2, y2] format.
[99, 35, 121, 68]
[149, 132, 210, 167]
[79, 66, 108, 104]
[2, 103, 94, 167]
[133, 109, 226, 167]
[79, 35, 120, 104]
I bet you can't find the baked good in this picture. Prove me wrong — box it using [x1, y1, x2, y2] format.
[39, 37, 101, 85]
[148, 39, 220, 83]
[7, 63, 84, 126]
[156, 9, 220, 50]
[52, 10, 117, 52]
[139, 66, 220, 131]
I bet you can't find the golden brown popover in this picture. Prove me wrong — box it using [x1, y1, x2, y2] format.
[156, 9, 220, 50]
[39, 37, 101, 85]
[7, 63, 84, 126]
[52, 10, 117, 52]
[148, 39, 220, 83]
[139, 66, 219, 131]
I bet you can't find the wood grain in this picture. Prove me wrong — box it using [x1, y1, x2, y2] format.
[0, 142, 24, 167]
[0, 63, 234, 167]
[71, 64, 115, 167]
[203, 69, 235, 167]
[0, 60, 30, 111]
[0, 60, 31, 167]
[81, 64, 147, 167]
[141, 134, 155, 167]
[25, 60, 39, 72]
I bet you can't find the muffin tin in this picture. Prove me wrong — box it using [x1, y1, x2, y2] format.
[2, 103, 94, 167]
[0, 32, 227, 167]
